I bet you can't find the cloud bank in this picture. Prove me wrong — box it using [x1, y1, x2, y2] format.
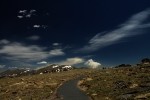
[33, 25, 48, 29]
[0, 40, 65, 62]
[79, 9, 150, 52]
[49, 49, 65, 56]
[17, 9, 36, 19]
[52, 43, 60, 46]
[0, 39, 10, 44]
[58, 57, 84, 65]
[84, 59, 101, 69]
[37, 61, 47, 64]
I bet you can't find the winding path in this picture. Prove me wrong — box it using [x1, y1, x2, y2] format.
[57, 77, 90, 100]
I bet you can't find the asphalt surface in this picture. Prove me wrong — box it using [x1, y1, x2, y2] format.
[57, 77, 90, 100]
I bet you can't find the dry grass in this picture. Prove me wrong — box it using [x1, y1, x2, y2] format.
[79, 66, 150, 100]
[2, 66, 150, 100]
[0, 69, 93, 100]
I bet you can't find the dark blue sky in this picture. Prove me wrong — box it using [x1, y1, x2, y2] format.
[0, 0, 150, 69]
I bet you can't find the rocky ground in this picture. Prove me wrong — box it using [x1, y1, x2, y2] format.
[79, 66, 150, 100]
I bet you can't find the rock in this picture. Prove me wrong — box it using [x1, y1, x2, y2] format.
[5, 89, 9, 93]
[140, 83, 150, 87]
[134, 93, 150, 99]
[20, 78, 24, 81]
[117, 94, 133, 100]
[50, 90, 53, 94]
[129, 84, 138, 89]
[106, 71, 110, 74]
[86, 78, 93, 81]
[78, 80, 84, 85]
[105, 97, 111, 100]
[114, 81, 127, 89]
[46, 83, 58, 86]
[91, 93, 97, 96]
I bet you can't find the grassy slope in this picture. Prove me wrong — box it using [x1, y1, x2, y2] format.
[79, 66, 150, 100]
[1, 66, 150, 100]
[0, 69, 93, 100]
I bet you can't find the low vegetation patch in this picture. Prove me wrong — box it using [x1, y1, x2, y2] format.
[79, 66, 150, 100]
[0, 69, 93, 100]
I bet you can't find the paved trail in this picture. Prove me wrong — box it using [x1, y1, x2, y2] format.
[57, 77, 90, 100]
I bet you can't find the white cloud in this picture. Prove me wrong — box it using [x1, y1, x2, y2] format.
[0, 65, 5, 68]
[84, 59, 101, 69]
[18, 9, 36, 19]
[26, 9, 36, 18]
[33, 25, 48, 29]
[0, 39, 10, 44]
[37, 61, 47, 64]
[17, 16, 24, 19]
[49, 49, 65, 56]
[52, 43, 60, 46]
[58, 57, 84, 65]
[0, 41, 65, 62]
[33, 25, 40, 28]
[26, 14, 32, 18]
[27, 35, 40, 40]
[19, 10, 27, 14]
[79, 9, 150, 52]
[30, 9, 36, 13]
[0, 42, 48, 61]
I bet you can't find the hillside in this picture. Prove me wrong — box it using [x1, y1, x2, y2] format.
[0, 64, 73, 78]
[79, 65, 150, 100]
[0, 69, 93, 100]
[1, 58, 150, 100]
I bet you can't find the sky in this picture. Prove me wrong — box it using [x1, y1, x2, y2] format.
[0, 0, 150, 69]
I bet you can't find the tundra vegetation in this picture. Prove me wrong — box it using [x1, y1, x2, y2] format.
[79, 58, 150, 100]
[0, 58, 150, 100]
[0, 69, 93, 100]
